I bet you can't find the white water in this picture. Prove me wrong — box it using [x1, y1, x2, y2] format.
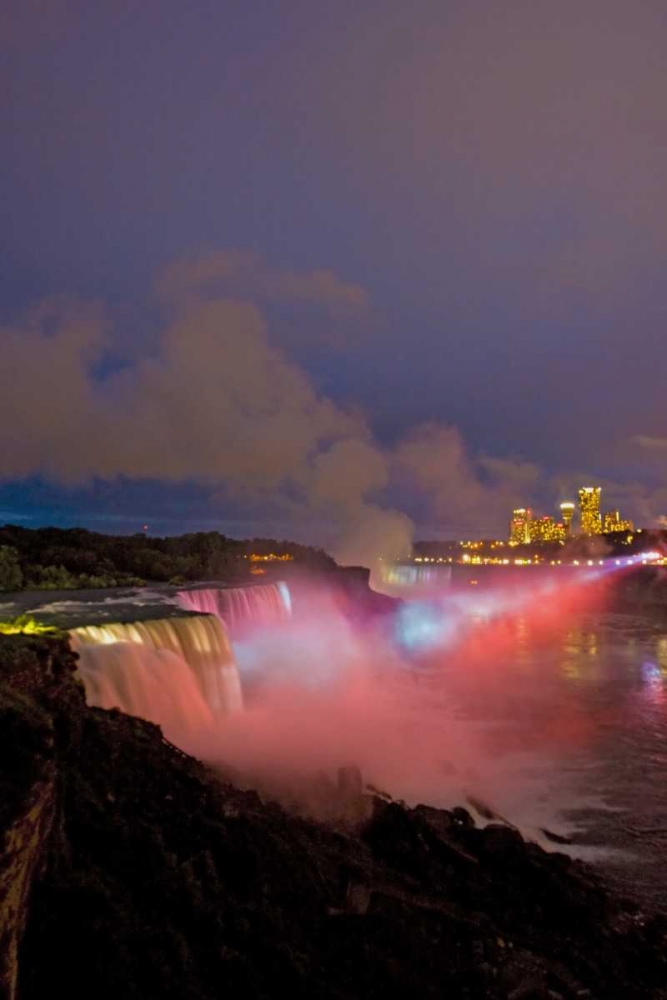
[77, 642, 215, 746]
[72, 615, 243, 748]
[176, 582, 291, 634]
[69, 585, 294, 750]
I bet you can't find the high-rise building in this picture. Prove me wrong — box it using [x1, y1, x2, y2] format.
[509, 508, 531, 545]
[559, 502, 575, 535]
[603, 509, 634, 533]
[530, 515, 565, 543]
[578, 487, 602, 535]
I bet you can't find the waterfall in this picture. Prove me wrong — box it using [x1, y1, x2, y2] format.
[176, 582, 292, 635]
[376, 563, 452, 597]
[76, 643, 215, 745]
[72, 614, 243, 743]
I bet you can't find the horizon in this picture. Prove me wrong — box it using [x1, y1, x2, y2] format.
[1, 514, 660, 550]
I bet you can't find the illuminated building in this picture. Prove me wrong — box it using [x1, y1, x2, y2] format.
[509, 508, 531, 545]
[528, 516, 548, 542]
[603, 509, 634, 533]
[552, 521, 566, 543]
[529, 515, 565, 543]
[248, 553, 294, 562]
[578, 486, 602, 535]
[559, 502, 575, 536]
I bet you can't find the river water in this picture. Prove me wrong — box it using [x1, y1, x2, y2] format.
[417, 605, 667, 911]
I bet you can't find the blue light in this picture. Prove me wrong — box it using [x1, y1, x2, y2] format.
[642, 661, 662, 685]
[277, 581, 292, 613]
[394, 601, 458, 653]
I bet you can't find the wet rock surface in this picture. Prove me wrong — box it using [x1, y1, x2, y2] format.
[1, 636, 666, 999]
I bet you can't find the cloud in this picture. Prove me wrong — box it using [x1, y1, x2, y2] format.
[394, 424, 540, 536]
[0, 297, 106, 481]
[155, 251, 369, 314]
[0, 274, 405, 562]
[103, 299, 363, 489]
[2, 266, 542, 552]
[7, 256, 661, 552]
[310, 439, 388, 511]
[153, 250, 373, 357]
[633, 435, 667, 452]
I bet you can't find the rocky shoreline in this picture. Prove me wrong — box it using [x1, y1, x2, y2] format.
[1, 635, 667, 999]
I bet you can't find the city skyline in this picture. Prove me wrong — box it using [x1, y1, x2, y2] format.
[509, 485, 634, 546]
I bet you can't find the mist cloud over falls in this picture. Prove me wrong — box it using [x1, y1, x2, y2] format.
[2, 255, 556, 555]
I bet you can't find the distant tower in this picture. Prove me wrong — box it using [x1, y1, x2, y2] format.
[578, 487, 602, 535]
[509, 508, 532, 545]
[560, 502, 575, 536]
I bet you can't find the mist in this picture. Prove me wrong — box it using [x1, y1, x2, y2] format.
[177, 574, 612, 838]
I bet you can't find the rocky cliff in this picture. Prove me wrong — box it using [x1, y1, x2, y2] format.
[1, 635, 666, 999]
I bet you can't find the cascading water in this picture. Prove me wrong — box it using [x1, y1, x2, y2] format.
[72, 615, 243, 748]
[76, 642, 215, 745]
[177, 581, 292, 635]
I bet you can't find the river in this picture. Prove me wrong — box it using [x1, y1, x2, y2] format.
[416, 605, 667, 911]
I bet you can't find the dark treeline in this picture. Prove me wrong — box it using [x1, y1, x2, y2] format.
[0, 525, 336, 592]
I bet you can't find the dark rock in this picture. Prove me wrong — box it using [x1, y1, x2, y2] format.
[345, 881, 371, 914]
[451, 806, 475, 827]
[480, 823, 525, 860]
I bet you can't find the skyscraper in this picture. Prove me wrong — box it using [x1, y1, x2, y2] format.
[559, 502, 575, 535]
[603, 509, 634, 533]
[578, 487, 602, 535]
[530, 516, 564, 543]
[509, 508, 531, 544]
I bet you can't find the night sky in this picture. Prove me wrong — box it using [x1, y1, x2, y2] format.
[2, 0, 667, 555]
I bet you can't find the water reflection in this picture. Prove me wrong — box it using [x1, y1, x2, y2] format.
[657, 637, 667, 670]
[429, 607, 667, 908]
[640, 660, 667, 706]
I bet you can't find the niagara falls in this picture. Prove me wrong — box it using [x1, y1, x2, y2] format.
[5, 1, 667, 995]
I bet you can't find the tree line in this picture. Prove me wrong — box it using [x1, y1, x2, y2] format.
[0, 525, 336, 592]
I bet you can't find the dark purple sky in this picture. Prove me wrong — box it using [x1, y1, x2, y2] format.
[2, 0, 667, 553]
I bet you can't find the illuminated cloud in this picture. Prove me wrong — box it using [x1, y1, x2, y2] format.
[394, 424, 540, 536]
[2, 253, 664, 549]
[634, 435, 667, 452]
[155, 251, 369, 314]
[0, 271, 401, 560]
